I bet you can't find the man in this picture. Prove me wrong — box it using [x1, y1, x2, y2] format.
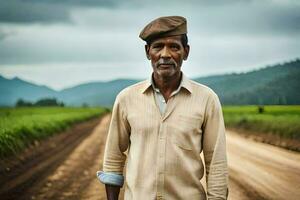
[97, 16, 228, 200]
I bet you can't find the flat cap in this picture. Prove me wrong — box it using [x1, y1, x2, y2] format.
[139, 16, 187, 42]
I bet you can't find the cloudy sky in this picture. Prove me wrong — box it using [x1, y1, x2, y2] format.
[0, 0, 299, 90]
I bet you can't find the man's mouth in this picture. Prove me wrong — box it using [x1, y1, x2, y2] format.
[158, 63, 175, 68]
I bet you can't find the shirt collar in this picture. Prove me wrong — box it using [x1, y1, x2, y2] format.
[141, 72, 193, 94]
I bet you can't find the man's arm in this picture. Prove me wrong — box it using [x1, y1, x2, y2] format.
[105, 185, 121, 200]
[202, 93, 229, 200]
[96, 94, 130, 199]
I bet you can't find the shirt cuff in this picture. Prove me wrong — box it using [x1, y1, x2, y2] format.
[96, 171, 124, 187]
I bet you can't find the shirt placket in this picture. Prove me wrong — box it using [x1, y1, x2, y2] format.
[157, 95, 178, 200]
[152, 86, 179, 199]
[156, 116, 166, 199]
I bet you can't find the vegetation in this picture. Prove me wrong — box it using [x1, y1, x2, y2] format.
[0, 107, 107, 158]
[197, 59, 300, 105]
[16, 98, 64, 107]
[223, 105, 300, 140]
[1, 105, 299, 158]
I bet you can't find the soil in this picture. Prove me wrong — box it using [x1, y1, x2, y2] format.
[1, 114, 299, 200]
[227, 131, 300, 200]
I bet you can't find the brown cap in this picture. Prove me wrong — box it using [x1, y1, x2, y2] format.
[139, 16, 187, 42]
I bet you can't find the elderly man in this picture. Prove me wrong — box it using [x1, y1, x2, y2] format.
[97, 16, 228, 200]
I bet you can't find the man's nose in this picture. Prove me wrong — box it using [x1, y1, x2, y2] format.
[160, 46, 171, 58]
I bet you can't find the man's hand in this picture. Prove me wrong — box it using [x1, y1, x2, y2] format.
[105, 184, 121, 200]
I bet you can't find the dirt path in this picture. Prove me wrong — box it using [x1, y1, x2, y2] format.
[1, 114, 300, 199]
[227, 131, 300, 200]
[28, 114, 112, 200]
[0, 116, 102, 200]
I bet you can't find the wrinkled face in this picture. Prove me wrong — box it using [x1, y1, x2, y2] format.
[145, 35, 190, 79]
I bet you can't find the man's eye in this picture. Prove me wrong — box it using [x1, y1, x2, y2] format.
[170, 45, 180, 50]
[152, 45, 162, 49]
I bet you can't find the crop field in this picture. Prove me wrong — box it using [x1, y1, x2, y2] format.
[223, 105, 300, 140]
[0, 107, 107, 158]
[1, 105, 299, 159]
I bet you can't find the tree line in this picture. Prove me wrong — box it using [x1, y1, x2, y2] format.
[16, 98, 64, 107]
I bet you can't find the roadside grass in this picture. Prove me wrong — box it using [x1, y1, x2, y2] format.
[0, 107, 107, 158]
[223, 105, 300, 140]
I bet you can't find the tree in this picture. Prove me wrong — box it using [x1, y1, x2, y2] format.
[15, 99, 32, 107]
[34, 98, 64, 107]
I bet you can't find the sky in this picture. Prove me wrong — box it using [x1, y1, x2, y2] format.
[0, 0, 299, 90]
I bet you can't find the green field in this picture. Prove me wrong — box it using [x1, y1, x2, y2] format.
[1, 105, 299, 158]
[223, 105, 300, 140]
[0, 107, 107, 158]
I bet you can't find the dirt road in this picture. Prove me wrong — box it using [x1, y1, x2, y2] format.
[1, 114, 300, 200]
[227, 131, 300, 200]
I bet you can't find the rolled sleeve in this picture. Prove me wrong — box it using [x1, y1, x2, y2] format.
[96, 171, 124, 186]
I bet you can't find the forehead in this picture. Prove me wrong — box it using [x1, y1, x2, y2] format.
[150, 35, 182, 45]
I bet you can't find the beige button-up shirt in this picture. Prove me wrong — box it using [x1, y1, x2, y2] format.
[103, 73, 228, 200]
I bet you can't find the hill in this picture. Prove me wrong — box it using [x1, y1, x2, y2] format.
[0, 58, 299, 106]
[195, 59, 300, 104]
[57, 79, 138, 106]
[0, 76, 58, 106]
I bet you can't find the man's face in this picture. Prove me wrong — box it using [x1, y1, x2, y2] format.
[145, 35, 190, 79]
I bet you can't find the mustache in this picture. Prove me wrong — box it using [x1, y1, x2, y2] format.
[157, 60, 176, 66]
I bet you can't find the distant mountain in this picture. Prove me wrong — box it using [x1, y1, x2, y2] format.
[0, 76, 58, 106]
[0, 58, 299, 106]
[0, 75, 139, 107]
[57, 79, 139, 106]
[195, 59, 300, 105]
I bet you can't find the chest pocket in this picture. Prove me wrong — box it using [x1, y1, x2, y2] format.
[171, 114, 203, 151]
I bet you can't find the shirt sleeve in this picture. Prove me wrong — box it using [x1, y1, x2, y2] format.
[202, 93, 229, 200]
[100, 94, 130, 186]
[96, 171, 124, 186]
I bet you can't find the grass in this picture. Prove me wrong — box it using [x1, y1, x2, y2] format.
[223, 105, 300, 140]
[0, 107, 107, 158]
[1, 105, 299, 158]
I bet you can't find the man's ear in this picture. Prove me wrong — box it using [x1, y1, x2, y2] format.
[145, 45, 150, 60]
[183, 45, 190, 61]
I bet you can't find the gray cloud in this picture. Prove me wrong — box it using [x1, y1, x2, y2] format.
[68, 2, 300, 38]
[0, 31, 8, 40]
[268, 6, 300, 34]
[0, 0, 300, 89]
[1, 0, 294, 24]
[0, 1, 70, 24]
[0, 0, 117, 24]
[0, 1, 300, 64]
[0, 28, 16, 40]
[0, 24, 144, 64]
[187, 3, 300, 36]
